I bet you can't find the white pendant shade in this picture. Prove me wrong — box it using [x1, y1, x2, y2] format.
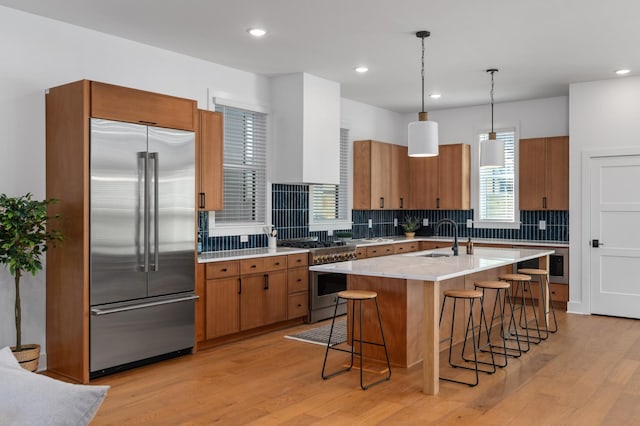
[408, 120, 438, 157]
[480, 138, 505, 168]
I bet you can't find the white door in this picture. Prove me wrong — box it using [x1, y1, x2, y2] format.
[589, 154, 640, 318]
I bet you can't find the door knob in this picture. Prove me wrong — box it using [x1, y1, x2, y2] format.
[591, 239, 603, 248]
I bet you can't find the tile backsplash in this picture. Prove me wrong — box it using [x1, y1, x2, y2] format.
[198, 185, 569, 252]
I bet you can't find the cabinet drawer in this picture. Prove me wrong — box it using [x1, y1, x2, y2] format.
[240, 255, 287, 275]
[288, 292, 309, 319]
[205, 261, 239, 279]
[366, 244, 394, 258]
[356, 247, 367, 259]
[394, 242, 418, 254]
[91, 81, 197, 131]
[288, 253, 309, 268]
[288, 267, 309, 294]
[550, 283, 569, 303]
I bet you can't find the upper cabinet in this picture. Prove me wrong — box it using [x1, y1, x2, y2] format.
[519, 136, 569, 210]
[270, 73, 341, 184]
[197, 110, 224, 211]
[353, 140, 409, 210]
[91, 81, 197, 131]
[410, 144, 470, 210]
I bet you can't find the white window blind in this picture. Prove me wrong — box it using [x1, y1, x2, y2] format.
[311, 128, 349, 222]
[214, 104, 267, 225]
[479, 130, 516, 222]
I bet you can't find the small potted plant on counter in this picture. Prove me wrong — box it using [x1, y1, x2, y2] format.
[0, 193, 62, 371]
[401, 216, 421, 238]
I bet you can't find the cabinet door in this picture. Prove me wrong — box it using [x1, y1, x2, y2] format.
[264, 270, 288, 325]
[391, 145, 410, 209]
[353, 140, 372, 210]
[519, 138, 547, 210]
[438, 144, 470, 210]
[545, 136, 569, 210]
[240, 275, 267, 330]
[90, 81, 197, 131]
[205, 277, 240, 339]
[197, 110, 223, 210]
[409, 155, 438, 209]
[370, 141, 392, 209]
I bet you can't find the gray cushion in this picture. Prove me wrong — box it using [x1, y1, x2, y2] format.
[0, 346, 109, 426]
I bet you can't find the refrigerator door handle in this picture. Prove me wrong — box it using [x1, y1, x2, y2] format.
[90, 294, 199, 316]
[149, 152, 159, 271]
[136, 151, 149, 272]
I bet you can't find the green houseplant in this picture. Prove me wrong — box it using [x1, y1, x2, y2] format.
[401, 216, 421, 238]
[0, 193, 62, 370]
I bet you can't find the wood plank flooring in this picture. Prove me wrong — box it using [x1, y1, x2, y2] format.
[90, 312, 640, 425]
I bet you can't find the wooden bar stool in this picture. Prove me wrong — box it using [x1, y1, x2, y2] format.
[322, 290, 391, 390]
[499, 273, 541, 349]
[474, 280, 523, 366]
[439, 289, 496, 387]
[518, 268, 558, 339]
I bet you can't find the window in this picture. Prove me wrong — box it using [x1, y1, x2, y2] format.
[214, 104, 267, 226]
[310, 128, 350, 226]
[478, 130, 516, 223]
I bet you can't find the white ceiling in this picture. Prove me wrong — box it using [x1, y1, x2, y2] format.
[2, 0, 639, 113]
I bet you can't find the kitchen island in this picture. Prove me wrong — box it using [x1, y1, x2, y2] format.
[309, 246, 555, 395]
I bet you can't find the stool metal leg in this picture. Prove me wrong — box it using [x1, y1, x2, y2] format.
[322, 296, 351, 380]
[462, 294, 498, 371]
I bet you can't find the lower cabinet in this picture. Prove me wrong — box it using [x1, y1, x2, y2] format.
[200, 253, 308, 342]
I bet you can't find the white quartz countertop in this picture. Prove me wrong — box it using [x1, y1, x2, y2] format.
[198, 246, 308, 263]
[309, 247, 554, 282]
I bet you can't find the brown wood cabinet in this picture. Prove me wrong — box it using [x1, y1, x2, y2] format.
[393, 241, 419, 254]
[240, 270, 287, 330]
[91, 81, 197, 131]
[354, 140, 410, 210]
[409, 144, 470, 210]
[366, 244, 394, 258]
[45, 80, 198, 383]
[519, 136, 569, 210]
[197, 110, 224, 210]
[287, 253, 309, 320]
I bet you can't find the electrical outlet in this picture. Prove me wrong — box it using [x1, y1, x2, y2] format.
[240, 235, 249, 243]
[368, 219, 373, 229]
[539, 220, 546, 231]
[327, 229, 333, 236]
[423, 218, 429, 226]
[394, 218, 398, 227]
[467, 219, 473, 228]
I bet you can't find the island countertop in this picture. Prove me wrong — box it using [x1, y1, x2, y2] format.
[309, 247, 555, 282]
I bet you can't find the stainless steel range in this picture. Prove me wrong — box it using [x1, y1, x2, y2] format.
[278, 239, 357, 323]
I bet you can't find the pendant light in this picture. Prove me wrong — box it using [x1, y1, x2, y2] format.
[408, 30, 438, 157]
[480, 68, 504, 168]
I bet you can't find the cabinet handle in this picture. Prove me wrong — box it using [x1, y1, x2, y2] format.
[380, 197, 384, 208]
[400, 197, 404, 209]
[138, 120, 157, 125]
[251, 264, 257, 269]
[297, 303, 302, 307]
[238, 278, 242, 295]
[221, 268, 227, 272]
[543, 196, 547, 209]
[275, 262, 280, 266]
[264, 274, 269, 290]
[296, 259, 302, 263]
[436, 197, 440, 209]
[297, 278, 302, 282]
[199, 193, 205, 209]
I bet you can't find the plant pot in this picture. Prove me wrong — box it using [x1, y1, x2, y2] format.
[11, 344, 40, 372]
[404, 232, 416, 238]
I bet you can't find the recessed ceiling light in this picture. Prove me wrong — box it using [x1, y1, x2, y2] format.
[429, 93, 442, 99]
[616, 69, 631, 75]
[354, 66, 369, 73]
[247, 28, 267, 37]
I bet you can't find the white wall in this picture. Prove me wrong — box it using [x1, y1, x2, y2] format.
[568, 76, 640, 314]
[0, 6, 408, 359]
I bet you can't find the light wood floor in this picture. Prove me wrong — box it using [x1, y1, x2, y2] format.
[91, 312, 640, 425]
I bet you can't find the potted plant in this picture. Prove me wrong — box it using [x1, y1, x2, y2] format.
[0, 193, 62, 371]
[401, 216, 421, 238]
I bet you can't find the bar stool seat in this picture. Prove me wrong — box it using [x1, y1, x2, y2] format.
[439, 288, 495, 387]
[322, 289, 391, 390]
[518, 268, 558, 336]
[499, 273, 532, 281]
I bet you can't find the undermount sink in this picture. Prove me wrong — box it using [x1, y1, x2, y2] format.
[420, 252, 451, 258]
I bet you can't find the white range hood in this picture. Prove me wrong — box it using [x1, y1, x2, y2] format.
[270, 72, 340, 185]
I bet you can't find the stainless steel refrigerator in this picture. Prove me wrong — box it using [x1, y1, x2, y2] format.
[89, 118, 196, 377]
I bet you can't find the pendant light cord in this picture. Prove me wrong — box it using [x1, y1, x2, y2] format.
[490, 70, 495, 133]
[421, 34, 425, 113]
